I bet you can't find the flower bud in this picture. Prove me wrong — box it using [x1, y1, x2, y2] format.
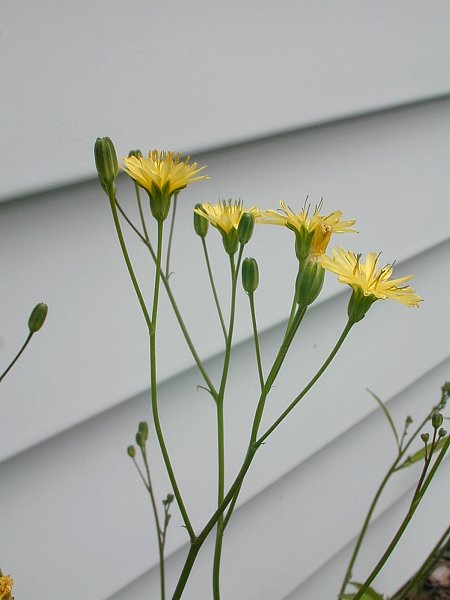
[135, 432, 145, 448]
[347, 287, 378, 323]
[221, 228, 239, 255]
[242, 258, 259, 294]
[138, 421, 149, 441]
[94, 137, 118, 191]
[193, 204, 209, 237]
[28, 303, 48, 333]
[237, 213, 255, 245]
[163, 493, 174, 505]
[438, 428, 447, 438]
[432, 412, 444, 429]
[127, 445, 136, 458]
[420, 433, 429, 443]
[295, 259, 325, 308]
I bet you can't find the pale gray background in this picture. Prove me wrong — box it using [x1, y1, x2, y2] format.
[1, 2, 449, 599]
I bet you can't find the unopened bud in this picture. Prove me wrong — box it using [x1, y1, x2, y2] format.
[193, 204, 209, 237]
[28, 303, 48, 333]
[237, 213, 255, 245]
[138, 421, 149, 441]
[295, 260, 325, 308]
[438, 428, 447, 438]
[163, 493, 174, 505]
[94, 137, 118, 191]
[127, 445, 136, 458]
[135, 432, 145, 448]
[242, 258, 259, 294]
[432, 412, 443, 429]
[420, 433, 429, 443]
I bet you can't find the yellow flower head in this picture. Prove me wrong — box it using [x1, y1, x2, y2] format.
[194, 200, 262, 254]
[0, 575, 13, 600]
[121, 151, 208, 221]
[321, 247, 422, 315]
[194, 200, 261, 235]
[261, 201, 356, 260]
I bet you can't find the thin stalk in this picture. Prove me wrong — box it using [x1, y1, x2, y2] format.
[249, 292, 264, 391]
[149, 220, 195, 542]
[134, 182, 150, 243]
[352, 435, 450, 600]
[213, 250, 242, 600]
[0, 332, 33, 383]
[114, 200, 217, 399]
[391, 523, 450, 600]
[165, 193, 178, 278]
[202, 237, 227, 339]
[258, 319, 355, 446]
[107, 186, 153, 333]
[339, 406, 436, 598]
[142, 448, 166, 600]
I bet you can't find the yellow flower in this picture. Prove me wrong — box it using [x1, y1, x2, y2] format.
[194, 200, 262, 235]
[261, 201, 356, 259]
[321, 247, 423, 307]
[0, 575, 13, 600]
[194, 200, 262, 254]
[121, 151, 208, 221]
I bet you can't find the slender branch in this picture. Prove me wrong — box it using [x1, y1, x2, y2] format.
[165, 193, 178, 278]
[249, 292, 264, 391]
[201, 237, 227, 339]
[257, 319, 355, 446]
[114, 200, 218, 399]
[107, 186, 153, 333]
[0, 332, 33, 383]
[352, 435, 450, 600]
[149, 220, 195, 542]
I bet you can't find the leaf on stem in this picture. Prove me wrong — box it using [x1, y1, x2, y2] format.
[394, 435, 449, 471]
[367, 389, 400, 449]
[341, 581, 385, 600]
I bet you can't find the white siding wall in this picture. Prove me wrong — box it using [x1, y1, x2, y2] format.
[1, 3, 449, 599]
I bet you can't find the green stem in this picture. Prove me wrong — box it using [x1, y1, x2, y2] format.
[107, 186, 153, 333]
[249, 292, 264, 391]
[352, 435, 450, 600]
[165, 193, 178, 278]
[142, 449, 166, 600]
[339, 406, 435, 598]
[201, 237, 227, 339]
[134, 182, 150, 243]
[257, 319, 355, 446]
[114, 200, 218, 399]
[149, 221, 195, 542]
[391, 523, 450, 600]
[213, 250, 242, 600]
[0, 332, 33, 383]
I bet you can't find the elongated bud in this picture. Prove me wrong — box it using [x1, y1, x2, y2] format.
[94, 137, 118, 191]
[238, 213, 255, 245]
[138, 421, 149, 441]
[193, 204, 209, 237]
[295, 260, 324, 308]
[128, 149, 142, 159]
[242, 258, 259, 294]
[420, 433, 429, 443]
[28, 303, 48, 333]
[135, 432, 145, 448]
[432, 412, 443, 429]
[127, 445, 136, 458]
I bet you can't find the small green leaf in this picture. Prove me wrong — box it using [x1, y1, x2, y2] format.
[342, 581, 384, 600]
[367, 389, 400, 449]
[395, 435, 449, 471]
